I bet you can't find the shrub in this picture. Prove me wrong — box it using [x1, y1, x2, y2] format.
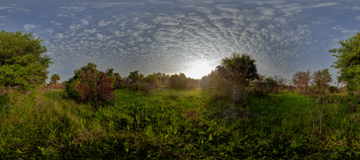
[272, 75, 288, 94]
[114, 73, 125, 89]
[139, 83, 155, 94]
[65, 75, 80, 100]
[169, 73, 188, 90]
[328, 86, 339, 94]
[65, 62, 115, 108]
[253, 76, 277, 97]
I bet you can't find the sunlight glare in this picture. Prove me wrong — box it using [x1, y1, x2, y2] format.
[183, 60, 214, 79]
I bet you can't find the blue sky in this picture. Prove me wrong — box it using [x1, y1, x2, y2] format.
[1, 0, 360, 85]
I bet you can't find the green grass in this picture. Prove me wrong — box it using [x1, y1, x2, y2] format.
[1, 88, 360, 159]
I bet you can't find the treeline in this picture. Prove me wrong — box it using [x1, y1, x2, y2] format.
[1, 30, 359, 110]
[61, 62, 201, 108]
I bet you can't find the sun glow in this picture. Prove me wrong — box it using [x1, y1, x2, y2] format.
[183, 60, 215, 79]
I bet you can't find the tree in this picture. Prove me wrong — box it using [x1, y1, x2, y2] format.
[330, 32, 360, 93]
[65, 62, 115, 109]
[106, 68, 115, 81]
[50, 74, 60, 86]
[292, 70, 311, 94]
[128, 70, 144, 83]
[0, 30, 52, 90]
[272, 75, 288, 94]
[169, 73, 188, 90]
[114, 73, 125, 89]
[311, 68, 332, 94]
[253, 75, 277, 97]
[217, 53, 259, 105]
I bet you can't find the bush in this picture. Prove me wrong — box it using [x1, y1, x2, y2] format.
[272, 75, 288, 94]
[253, 77, 277, 97]
[65, 76, 80, 100]
[169, 73, 188, 90]
[139, 83, 155, 94]
[328, 86, 339, 94]
[65, 63, 115, 108]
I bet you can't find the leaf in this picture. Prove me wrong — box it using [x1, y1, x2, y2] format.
[209, 134, 213, 141]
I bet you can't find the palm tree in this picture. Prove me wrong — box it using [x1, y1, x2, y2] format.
[217, 53, 259, 105]
[51, 74, 60, 86]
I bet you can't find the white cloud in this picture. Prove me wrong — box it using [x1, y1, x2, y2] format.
[57, 13, 69, 17]
[50, 21, 62, 26]
[24, 23, 40, 30]
[96, 33, 103, 40]
[0, 6, 12, 10]
[81, 19, 89, 25]
[46, 28, 53, 34]
[55, 33, 64, 39]
[356, 15, 360, 21]
[98, 20, 112, 27]
[351, 6, 360, 10]
[60, 6, 86, 12]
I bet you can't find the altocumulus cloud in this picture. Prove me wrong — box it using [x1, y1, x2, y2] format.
[1, 0, 359, 83]
[24, 23, 40, 31]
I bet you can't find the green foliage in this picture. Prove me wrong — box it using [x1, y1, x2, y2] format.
[292, 70, 311, 94]
[114, 73, 125, 89]
[105, 68, 115, 83]
[64, 63, 115, 108]
[218, 53, 259, 87]
[169, 73, 188, 90]
[128, 70, 144, 83]
[253, 76, 277, 97]
[216, 53, 259, 104]
[330, 32, 360, 93]
[2, 86, 360, 159]
[65, 74, 80, 100]
[144, 74, 159, 85]
[311, 68, 332, 94]
[74, 62, 115, 108]
[0, 30, 52, 90]
[328, 86, 339, 94]
[50, 74, 60, 85]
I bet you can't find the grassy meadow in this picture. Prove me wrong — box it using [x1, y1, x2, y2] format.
[1, 87, 360, 159]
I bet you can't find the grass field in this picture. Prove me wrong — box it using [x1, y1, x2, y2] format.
[1, 87, 360, 159]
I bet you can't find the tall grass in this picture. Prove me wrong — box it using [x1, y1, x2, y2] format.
[0, 88, 360, 159]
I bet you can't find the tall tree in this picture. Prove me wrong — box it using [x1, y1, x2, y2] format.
[292, 70, 311, 93]
[217, 53, 259, 105]
[50, 74, 60, 85]
[330, 32, 360, 92]
[0, 30, 52, 90]
[311, 68, 332, 94]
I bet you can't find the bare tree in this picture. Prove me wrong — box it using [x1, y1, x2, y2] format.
[272, 75, 288, 94]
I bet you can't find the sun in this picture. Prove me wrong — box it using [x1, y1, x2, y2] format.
[183, 60, 215, 79]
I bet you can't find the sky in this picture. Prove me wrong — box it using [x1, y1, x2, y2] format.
[1, 0, 360, 86]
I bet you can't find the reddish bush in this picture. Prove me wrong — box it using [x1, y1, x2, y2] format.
[154, 83, 162, 88]
[72, 63, 115, 108]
